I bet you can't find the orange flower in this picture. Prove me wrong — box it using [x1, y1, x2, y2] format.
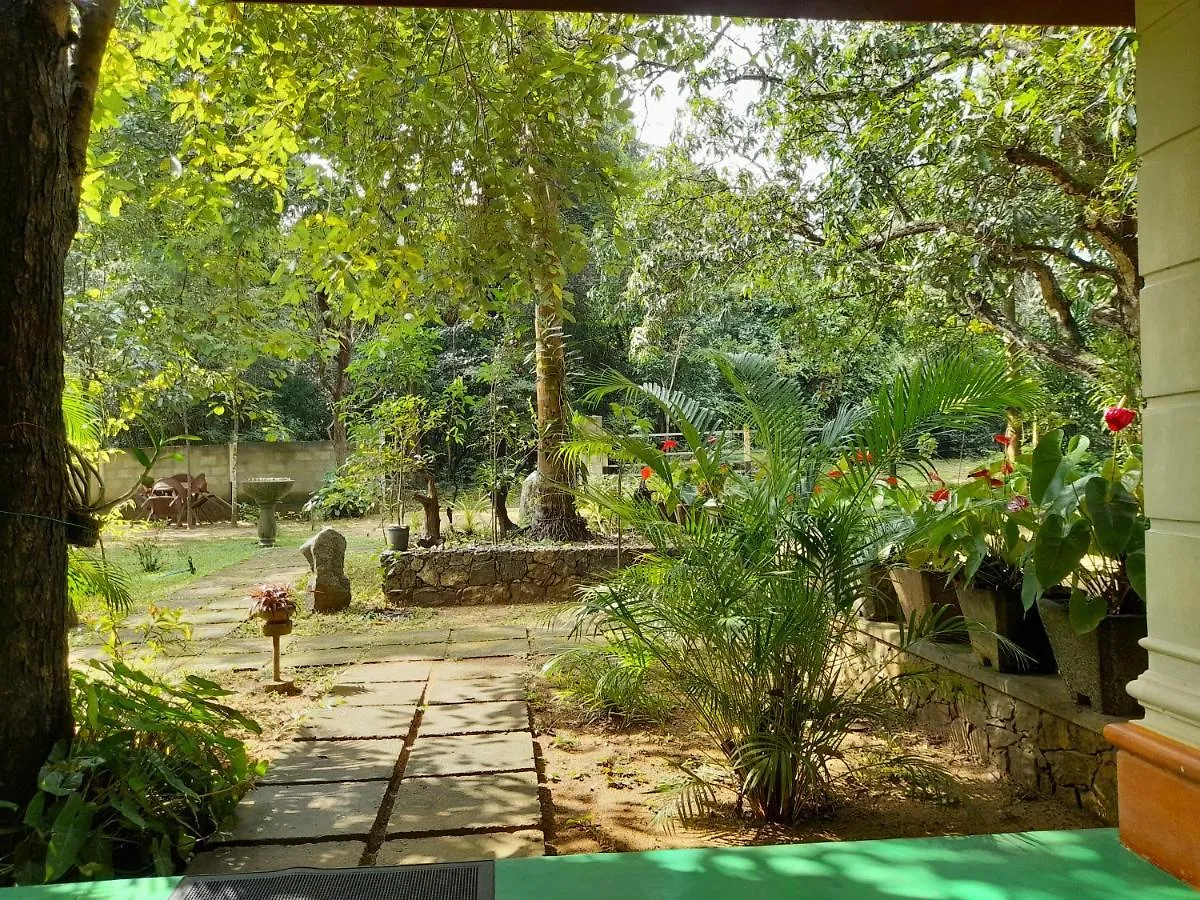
[827, 469, 844, 479]
[885, 476, 898, 487]
[640, 466, 652, 481]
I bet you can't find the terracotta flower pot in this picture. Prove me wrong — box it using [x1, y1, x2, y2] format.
[954, 584, 1056, 674]
[888, 567, 966, 643]
[260, 607, 293, 626]
[1037, 595, 1147, 717]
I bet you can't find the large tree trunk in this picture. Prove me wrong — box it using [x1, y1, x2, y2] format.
[314, 291, 353, 469]
[413, 475, 441, 548]
[491, 478, 517, 537]
[0, 0, 113, 817]
[528, 300, 588, 542]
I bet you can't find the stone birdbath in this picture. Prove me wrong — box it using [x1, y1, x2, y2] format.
[243, 477, 294, 547]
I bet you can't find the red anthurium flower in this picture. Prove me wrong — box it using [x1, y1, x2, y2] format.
[827, 469, 844, 479]
[994, 434, 1011, 447]
[931, 487, 951, 503]
[1001, 461, 1014, 475]
[1007, 495, 1030, 512]
[1104, 406, 1137, 433]
[989, 477, 1005, 488]
[640, 466, 653, 481]
[885, 476, 898, 487]
[968, 467, 989, 479]
[661, 438, 679, 451]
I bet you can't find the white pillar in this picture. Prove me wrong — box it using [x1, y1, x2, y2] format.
[1126, 0, 1200, 749]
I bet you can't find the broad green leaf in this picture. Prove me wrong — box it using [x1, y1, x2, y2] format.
[1127, 548, 1147, 601]
[1034, 514, 1091, 588]
[1030, 429, 1064, 505]
[1020, 557, 1043, 611]
[45, 794, 93, 882]
[1069, 588, 1108, 634]
[1084, 478, 1139, 556]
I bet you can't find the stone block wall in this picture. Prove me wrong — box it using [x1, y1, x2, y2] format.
[853, 623, 1120, 824]
[381, 545, 638, 606]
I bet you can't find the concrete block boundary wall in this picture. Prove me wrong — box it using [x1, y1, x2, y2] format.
[95, 441, 337, 508]
[381, 545, 644, 606]
[852, 621, 1121, 824]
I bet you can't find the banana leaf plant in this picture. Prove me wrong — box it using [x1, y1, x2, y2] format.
[1020, 428, 1147, 633]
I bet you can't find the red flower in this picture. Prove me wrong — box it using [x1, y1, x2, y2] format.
[885, 476, 898, 487]
[968, 467, 989, 479]
[930, 470, 943, 483]
[661, 438, 679, 451]
[1007, 495, 1030, 512]
[994, 434, 1011, 447]
[854, 449, 874, 463]
[989, 478, 1005, 488]
[1001, 461, 1014, 475]
[785, 493, 795, 505]
[1104, 406, 1137, 433]
[827, 469, 844, 479]
[640, 466, 652, 481]
[931, 487, 951, 503]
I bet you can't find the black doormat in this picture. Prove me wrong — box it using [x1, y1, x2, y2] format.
[169, 860, 495, 900]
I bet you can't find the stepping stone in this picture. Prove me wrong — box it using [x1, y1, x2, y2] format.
[262, 739, 404, 784]
[295, 704, 417, 740]
[170, 654, 262, 674]
[325, 681, 426, 706]
[184, 609, 250, 626]
[290, 632, 432, 653]
[387, 772, 541, 835]
[187, 622, 242, 643]
[222, 781, 385, 843]
[430, 658, 525, 681]
[419, 701, 529, 736]
[188, 840, 365, 875]
[447, 640, 529, 660]
[375, 831, 543, 865]
[426, 676, 526, 705]
[357, 644, 445, 664]
[450, 626, 529, 642]
[208, 636, 295, 656]
[286, 648, 363, 669]
[386, 628, 453, 645]
[339, 660, 432, 683]
[405, 732, 534, 777]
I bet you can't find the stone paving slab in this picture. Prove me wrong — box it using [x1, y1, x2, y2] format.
[188, 840, 365, 875]
[295, 703, 417, 740]
[187, 623, 244, 643]
[223, 781, 386, 843]
[284, 648, 363, 669]
[405, 732, 535, 777]
[168, 654, 263, 674]
[419, 701, 529, 736]
[375, 831, 543, 865]
[447, 640, 530, 660]
[208, 636, 295, 656]
[338, 660, 432, 683]
[324, 681, 426, 706]
[385, 628, 454, 645]
[290, 632, 443, 653]
[183, 609, 250, 626]
[449, 626, 530, 642]
[262, 738, 404, 784]
[387, 772, 542, 835]
[430, 658, 527, 681]
[357, 643, 446, 664]
[426, 675, 526, 705]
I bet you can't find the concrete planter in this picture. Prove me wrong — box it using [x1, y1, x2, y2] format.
[859, 565, 901, 622]
[955, 584, 1056, 674]
[888, 567, 966, 643]
[1036, 595, 1147, 717]
[385, 524, 411, 552]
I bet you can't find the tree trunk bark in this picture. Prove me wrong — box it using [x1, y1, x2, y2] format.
[491, 479, 517, 537]
[413, 475, 441, 547]
[229, 397, 239, 525]
[0, 0, 80, 816]
[528, 300, 588, 541]
[314, 291, 352, 470]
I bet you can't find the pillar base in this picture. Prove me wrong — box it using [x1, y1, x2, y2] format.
[1105, 722, 1200, 887]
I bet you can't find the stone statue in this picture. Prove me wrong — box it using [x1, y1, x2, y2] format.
[300, 526, 351, 613]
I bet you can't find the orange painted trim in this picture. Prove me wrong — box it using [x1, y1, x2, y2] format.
[242, 0, 1135, 28]
[1105, 722, 1200, 889]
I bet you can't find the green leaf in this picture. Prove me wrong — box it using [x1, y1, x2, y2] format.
[1020, 558, 1043, 611]
[1034, 514, 1091, 588]
[1030, 429, 1064, 505]
[1084, 478, 1139, 557]
[45, 793, 93, 882]
[1127, 548, 1147, 601]
[1069, 588, 1108, 634]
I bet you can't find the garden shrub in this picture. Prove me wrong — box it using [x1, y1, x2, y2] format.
[1, 661, 263, 885]
[304, 472, 375, 519]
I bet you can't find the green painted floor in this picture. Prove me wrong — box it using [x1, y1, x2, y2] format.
[2, 829, 1194, 899]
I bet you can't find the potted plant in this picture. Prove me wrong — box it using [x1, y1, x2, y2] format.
[248, 582, 298, 624]
[1021, 419, 1148, 716]
[909, 461, 1055, 672]
[887, 481, 967, 642]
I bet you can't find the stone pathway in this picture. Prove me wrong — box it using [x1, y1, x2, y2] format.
[187, 625, 557, 875]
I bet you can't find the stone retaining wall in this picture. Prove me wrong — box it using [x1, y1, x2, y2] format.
[381, 545, 638, 606]
[853, 622, 1120, 824]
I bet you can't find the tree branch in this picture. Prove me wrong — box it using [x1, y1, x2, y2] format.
[1003, 146, 1102, 203]
[67, 0, 120, 197]
[967, 292, 1102, 377]
[1024, 260, 1084, 349]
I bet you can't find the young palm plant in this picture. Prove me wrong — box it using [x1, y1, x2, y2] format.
[556, 352, 1038, 824]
